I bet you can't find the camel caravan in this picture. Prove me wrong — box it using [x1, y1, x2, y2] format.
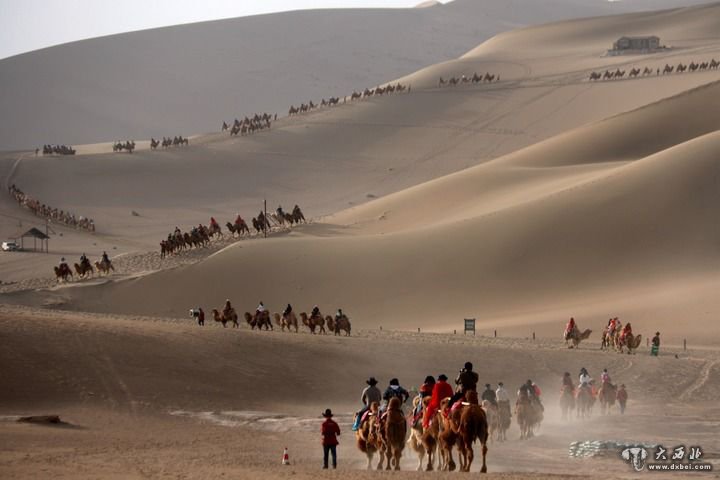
[158, 205, 306, 258]
[40, 144, 75, 155]
[588, 57, 720, 81]
[563, 316, 644, 354]
[53, 252, 113, 283]
[112, 140, 136, 153]
[9, 184, 96, 232]
[559, 368, 628, 420]
[288, 83, 409, 117]
[439, 72, 499, 87]
[207, 300, 352, 335]
[222, 113, 274, 136]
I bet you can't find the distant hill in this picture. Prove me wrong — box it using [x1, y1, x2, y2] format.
[0, 0, 713, 150]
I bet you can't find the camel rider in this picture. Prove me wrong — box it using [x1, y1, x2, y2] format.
[423, 374, 453, 429]
[352, 377, 381, 431]
[283, 303, 293, 319]
[449, 362, 479, 409]
[80, 253, 89, 268]
[520, 380, 544, 411]
[382, 378, 409, 412]
[223, 299, 233, 317]
[562, 372, 574, 389]
[210, 217, 219, 229]
[481, 384, 498, 407]
[565, 317, 577, 338]
[276, 205, 284, 217]
[620, 322, 632, 343]
[235, 214, 244, 226]
[496, 382, 510, 408]
[311, 305, 321, 319]
[101, 251, 110, 266]
[335, 309, 345, 320]
[256, 302, 266, 315]
[174, 226, 181, 236]
[579, 368, 592, 389]
[600, 368, 611, 385]
[413, 376, 435, 421]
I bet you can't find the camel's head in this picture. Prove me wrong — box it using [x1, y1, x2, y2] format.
[388, 397, 402, 411]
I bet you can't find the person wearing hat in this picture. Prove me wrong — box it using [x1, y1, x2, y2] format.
[321, 408, 340, 469]
[352, 377, 381, 431]
[481, 383, 498, 407]
[423, 374, 454, 429]
[562, 372, 574, 389]
[495, 382, 510, 410]
[449, 361, 479, 409]
[651, 332, 660, 356]
[616, 384, 628, 414]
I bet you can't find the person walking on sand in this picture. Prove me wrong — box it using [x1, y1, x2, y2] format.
[616, 384, 628, 414]
[321, 408, 340, 469]
[197, 307, 204, 326]
[651, 332, 661, 356]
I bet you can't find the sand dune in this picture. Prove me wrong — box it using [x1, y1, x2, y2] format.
[0, 0, 713, 150]
[3, 5, 720, 478]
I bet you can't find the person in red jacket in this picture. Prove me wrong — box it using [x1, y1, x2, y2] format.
[321, 409, 341, 469]
[423, 374, 454, 429]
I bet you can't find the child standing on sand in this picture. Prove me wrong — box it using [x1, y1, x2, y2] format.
[321, 409, 340, 469]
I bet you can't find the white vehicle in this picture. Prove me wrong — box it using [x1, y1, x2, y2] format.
[1, 241, 19, 251]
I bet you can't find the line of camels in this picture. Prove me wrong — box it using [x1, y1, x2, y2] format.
[222, 114, 274, 136]
[438, 72, 500, 87]
[8, 184, 96, 232]
[160, 206, 306, 258]
[210, 305, 351, 336]
[53, 258, 114, 282]
[588, 58, 720, 81]
[559, 381, 619, 421]
[358, 390, 508, 472]
[564, 319, 643, 354]
[288, 83, 410, 117]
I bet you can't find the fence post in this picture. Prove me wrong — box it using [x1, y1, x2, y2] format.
[454, 329, 456, 335]
[494, 330, 497, 338]
[418, 328, 420, 333]
[533, 332, 535, 341]
[380, 326, 382, 331]
[684, 339, 686, 351]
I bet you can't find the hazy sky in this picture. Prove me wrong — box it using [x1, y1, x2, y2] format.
[0, 0, 446, 60]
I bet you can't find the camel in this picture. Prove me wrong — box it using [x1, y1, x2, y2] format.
[356, 403, 385, 469]
[515, 390, 542, 439]
[94, 260, 114, 275]
[453, 391, 489, 472]
[575, 385, 594, 418]
[225, 221, 248, 237]
[481, 400, 500, 444]
[53, 264, 73, 282]
[245, 310, 272, 330]
[212, 308, 238, 328]
[565, 328, 592, 349]
[589, 71, 601, 81]
[559, 385, 575, 420]
[383, 397, 407, 470]
[273, 312, 299, 333]
[299, 311, 326, 334]
[408, 396, 439, 471]
[597, 382, 617, 415]
[74, 262, 94, 279]
[437, 398, 458, 471]
[326, 314, 351, 336]
[496, 400, 511, 442]
[616, 332, 642, 354]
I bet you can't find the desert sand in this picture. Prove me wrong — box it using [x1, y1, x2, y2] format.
[2, 2, 720, 478]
